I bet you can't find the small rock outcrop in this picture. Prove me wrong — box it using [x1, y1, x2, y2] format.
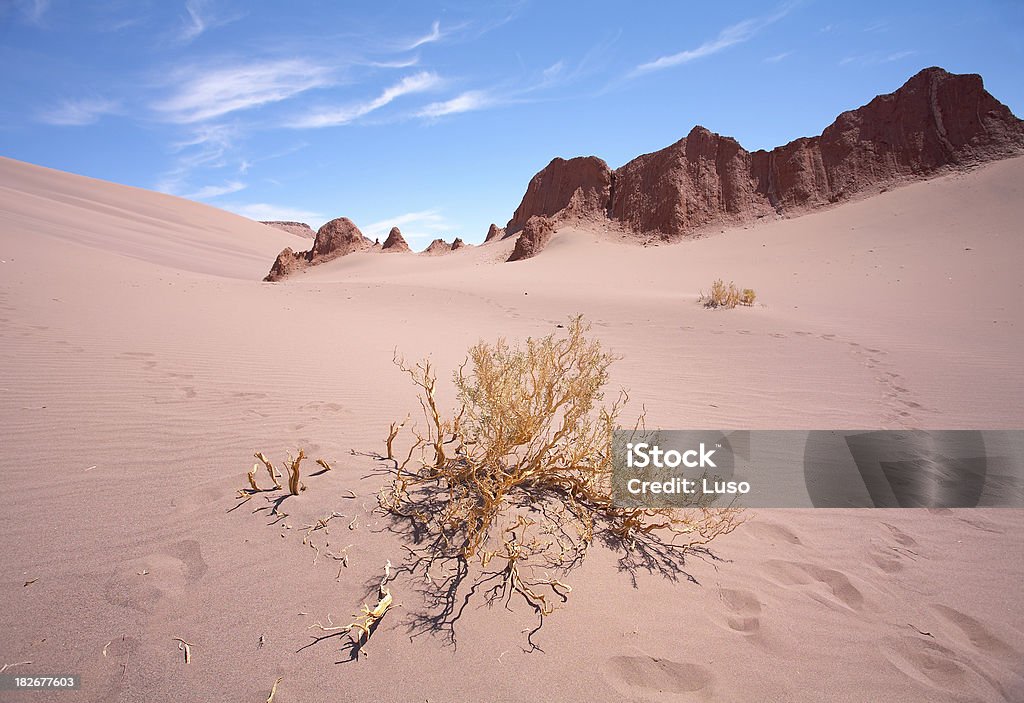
[260, 221, 316, 238]
[422, 238, 452, 255]
[265, 247, 308, 281]
[451, 237, 466, 251]
[504, 67, 1024, 244]
[507, 216, 555, 262]
[309, 217, 373, 260]
[484, 223, 505, 243]
[381, 226, 411, 252]
[264, 217, 373, 281]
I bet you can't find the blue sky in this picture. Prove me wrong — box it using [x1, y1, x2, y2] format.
[1, 1, 1021, 245]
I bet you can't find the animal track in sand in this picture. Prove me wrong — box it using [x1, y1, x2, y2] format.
[761, 559, 865, 612]
[604, 655, 714, 698]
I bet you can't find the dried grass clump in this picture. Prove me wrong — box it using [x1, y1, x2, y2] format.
[380, 317, 741, 626]
[699, 279, 756, 308]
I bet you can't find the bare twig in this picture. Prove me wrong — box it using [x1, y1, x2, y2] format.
[172, 637, 193, 664]
[0, 662, 32, 673]
[287, 450, 306, 495]
[255, 452, 282, 489]
[266, 676, 284, 703]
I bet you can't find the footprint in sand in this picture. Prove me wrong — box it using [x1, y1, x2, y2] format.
[880, 522, 919, 549]
[102, 541, 206, 614]
[604, 655, 713, 699]
[867, 544, 906, 574]
[761, 559, 865, 612]
[955, 514, 1005, 534]
[931, 604, 1019, 660]
[882, 635, 1007, 700]
[744, 520, 802, 546]
[716, 588, 763, 634]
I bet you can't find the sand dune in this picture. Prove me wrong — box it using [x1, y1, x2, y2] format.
[0, 157, 302, 279]
[1, 155, 1022, 701]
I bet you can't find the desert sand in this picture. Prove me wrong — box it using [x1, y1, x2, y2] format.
[1, 153, 1023, 701]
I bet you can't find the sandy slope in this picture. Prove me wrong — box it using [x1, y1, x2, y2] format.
[0, 155, 1022, 702]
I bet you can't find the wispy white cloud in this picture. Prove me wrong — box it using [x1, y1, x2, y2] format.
[405, 20, 442, 50]
[840, 49, 916, 66]
[411, 37, 615, 123]
[221, 202, 324, 225]
[153, 59, 333, 123]
[290, 71, 441, 128]
[178, 0, 240, 43]
[155, 123, 236, 194]
[630, 3, 796, 77]
[366, 56, 421, 69]
[363, 209, 452, 241]
[764, 51, 793, 63]
[39, 97, 120, 126]
[183, 180, 246, 199]
[416, 90, 493, 119]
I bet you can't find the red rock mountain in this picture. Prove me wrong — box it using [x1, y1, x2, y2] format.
[504, 67, 1024, 260]
[265, 217, 373, 281]
[382, 226, 411, 252]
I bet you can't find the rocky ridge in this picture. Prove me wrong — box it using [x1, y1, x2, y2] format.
[502, 67, 1024, 260]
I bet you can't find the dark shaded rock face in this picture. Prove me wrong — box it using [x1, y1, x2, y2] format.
[506, 156, 612, 234]
[611, 126, 772, 237]
[451, 237, 466, 250]
[507, 216, 555, 262]
[484, 223, 505, 243]
[382, 226, 411, 252]
[260, 221, 316, 238]
[504, 68, 1024, 247]
[264, 217, 373, 281]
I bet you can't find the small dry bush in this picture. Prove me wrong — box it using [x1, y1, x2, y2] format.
[700, 279, 756, 308]
[380, 317, 740, 635]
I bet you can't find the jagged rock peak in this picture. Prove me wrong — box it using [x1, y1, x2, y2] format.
[382, 226, 411, 252]
[484, 223, 505, 243]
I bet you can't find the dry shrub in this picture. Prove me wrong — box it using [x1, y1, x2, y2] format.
[700, 279, 756, 308]
[380, 317, 740, 629]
